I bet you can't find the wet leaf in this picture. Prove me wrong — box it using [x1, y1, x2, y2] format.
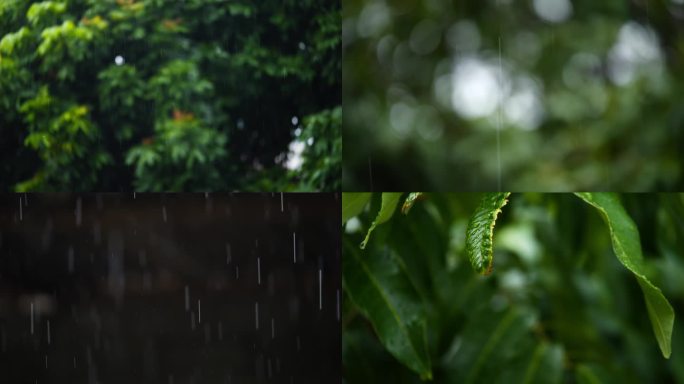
[343, 240, 432, 379]
[465, 192, 511, 275]
[401, 192, 423, 215]
[342, 192, 371, 224]
[360, 192, 402, 249]
[574, 192, 674, 358]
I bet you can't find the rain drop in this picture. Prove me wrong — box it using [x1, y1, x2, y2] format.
[292, 233, 296, 263]
[257, 257, 261, 285]
[30, 301, 34, 334]
[184, 286, 190, 312]
[255, 302, 259, 330]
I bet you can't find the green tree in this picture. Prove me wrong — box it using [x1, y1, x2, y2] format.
[0, 0, 340, 191]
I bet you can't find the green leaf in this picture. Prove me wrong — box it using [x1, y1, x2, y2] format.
[574, 192, 675, 358]
[465, 192, 511, 275]
[342, 192, 371, 224]
[343, 240, 432, 379]
[401, 192, 423, 215]
[360, 192, 402, 249]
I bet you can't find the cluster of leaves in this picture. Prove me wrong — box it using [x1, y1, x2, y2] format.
[0, 0, 340, 191]
[343, 193, 684, 383]
[342, 0, 684, 190]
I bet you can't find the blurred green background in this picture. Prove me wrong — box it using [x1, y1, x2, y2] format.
[343, 0, 684, 191]
[343, 193, 684, 383]
[0, 0, 340, 191]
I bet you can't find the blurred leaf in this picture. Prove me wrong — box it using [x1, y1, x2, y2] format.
[575, 192, 675, 358]
[342, 192, 371, 224]
[360, 192, 402, 249]
[401, 192, 423, 215]
[343, 240, 432, 379]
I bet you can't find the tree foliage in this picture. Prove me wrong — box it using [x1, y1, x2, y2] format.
[343, 192, 684, 383]
[0, 0, 340, 191]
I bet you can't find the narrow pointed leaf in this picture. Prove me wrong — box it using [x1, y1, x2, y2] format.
[465, 192, 511, 275]
[574, 192, 674, 358]
[343, 241, 432, 379]
[360, 192, 402, 249]
[401, 192, 423, 214]
[342, 192, 371, 224]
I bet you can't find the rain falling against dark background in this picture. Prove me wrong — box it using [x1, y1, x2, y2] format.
[0, 193, 340, 383]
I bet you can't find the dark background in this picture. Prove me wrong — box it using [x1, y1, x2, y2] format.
[0, 193, 340, 383]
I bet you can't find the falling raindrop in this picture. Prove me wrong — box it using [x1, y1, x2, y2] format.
[184, 286, 190, 311]
[30, 301, 34, 334]
[319, 268, 323, 310]
[280, 193, 284, 212]
[255, 302, 259, 330]
[292, 233, 296, 263]
[198, 299, 201, 324]
[47, 320, 51, 345]
[19, 197, 22, 221]
[271, 318, 275, 339]
[257, 257, 261, 285]
[336, 289, 340, 321]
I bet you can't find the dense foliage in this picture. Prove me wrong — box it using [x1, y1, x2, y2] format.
[0, 0, 340, 191]
[342, 0, 684, 190]
[343, 192, 684, 383]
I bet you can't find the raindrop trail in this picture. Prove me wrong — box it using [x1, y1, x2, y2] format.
[292, 233, 296, 263]
[184, 286, 190, 311]
[336, 289, 340, 321]
[198, 299, 201, 324]
[30, 302, 34, 334]
[271, 318, 275, 339]
[47, 320, 51, 344]
[19, 197, 22, 221]
[255, 302, 259, 330]
[497, 35, 503, 192]
[45, 354, 48, 369]
[318, 268, 323, 310]
[257, 257, 261, 285]
[280, 193, 284, 212]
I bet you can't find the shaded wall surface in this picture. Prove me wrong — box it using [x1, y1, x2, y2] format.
[0, 193, 341, 383]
